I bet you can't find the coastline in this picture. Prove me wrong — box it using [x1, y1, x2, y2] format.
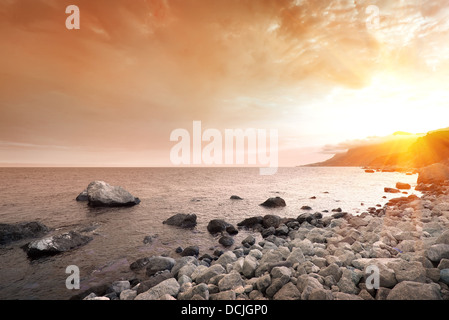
[76, 181, 449, 301]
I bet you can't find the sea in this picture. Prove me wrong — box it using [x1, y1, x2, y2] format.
[0, 167, 420, 300]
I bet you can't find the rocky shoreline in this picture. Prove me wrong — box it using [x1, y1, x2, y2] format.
[75, 180, 449, 301]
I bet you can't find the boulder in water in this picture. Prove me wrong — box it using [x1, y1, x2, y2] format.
[76, 189, 88, 201]
[23, 231, 93, 259]
[260, 197, 286, 208]
[86, 181, 140, 207]
[0, 221, 50, 245]
[163, 213, 197, 229]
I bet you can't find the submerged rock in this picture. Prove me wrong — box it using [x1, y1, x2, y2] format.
[0, 221, 49, 245]
[163, 213, 197, 229]
[23, 231, 92, 259]
[86, 181, 140, 208]
[260, 197, 286, 208]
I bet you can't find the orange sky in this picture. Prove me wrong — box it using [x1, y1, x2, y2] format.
[1, 0, 449, 166]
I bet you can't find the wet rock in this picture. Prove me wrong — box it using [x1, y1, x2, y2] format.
[230, 195, 243, 200]
[181, 246, 200, 257]
[226, 225, 239, 235]
[237, 216, 263, 229]
[163, 213, 197, 229]
[219, 235, 234, 247]
[241, 235, 256, 247]
[23, 231, 92, 259]
[0, 221, 49, 245]
[384, 187, 401, 194]
[207, 219, 230, 234]
[76, 189, 88, 201]
[396, 182, 411, 190]
[262, 215, 282, 228]
[86, 181, 140, 207]
[260, 197, 286, 208]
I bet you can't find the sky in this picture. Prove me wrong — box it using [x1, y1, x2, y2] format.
[1, 0, 449, 167]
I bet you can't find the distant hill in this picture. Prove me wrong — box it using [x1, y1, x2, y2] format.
[306, 127, 449, 170]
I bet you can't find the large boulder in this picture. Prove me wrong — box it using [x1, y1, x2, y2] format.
[237, 216, 263, 229]
[387, 281, 442, 300]
[163, 213, 197, 228]
[86, 181, 140, 207]
[207, 219, 230, 234]
[260, 197, 286, 208]
[23, 231, 92, 259]
[0, 221, 49, 245]
[418, 163, 449, 185]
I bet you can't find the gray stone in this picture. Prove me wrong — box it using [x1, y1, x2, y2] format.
[195, 264, 226, 284]
[296, 274, 324, 300]
[256, 274, 272, 293]
[0, 221, 49, 245]
[178, 283, 209, 300]
[135, 278, 180, 300]
[273, 282, 301, 300]
[214, 251, 237, 268]
[242, 235, 256, 247]
[333, 292, 363, 300]
[308, 288, 334, 300]
[426, 244, 449, 262]
[318, 263, 342, 282]
[242, 255, 259, 278]
[337, 268, 363, 295]
[171, 256, 199, 277]
[210, 290, 236, 300]
[145, 256, 176, 277]
[260, 197, 286, 208]
[388, 260, 426, 283]
[219, 235, 234, 247]
[436, 230, 449, 245]
[218, 272, 243, 292]
[112, 281, 130, 294]
[162, 213, 197, 228]
[440, 269, 449, 285]
[76, 189, 88, 201]
[387, 281, 442, 300]
[286, 247, 305, 265]
[24, 231, 92, 259]
[120, 289, 137, 300]
[87, 181, 140, 207]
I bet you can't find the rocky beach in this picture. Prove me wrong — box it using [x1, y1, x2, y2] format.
[71, 166, 449, 301]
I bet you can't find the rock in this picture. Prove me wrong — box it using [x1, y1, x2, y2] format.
[417, 163, 449, 185]
[275, 225, 289, 237]
[111, 281, 130, 294]
[386, 281, 442, 300]
[384, 187, 401, 193]
[86, 181, 140, 207]
[218, 272, 243, 291]
[0, 221, 49, 245]
[210, 290, 236, 300]
[163, 213, 197, 228]
[256, 274, 272, 293]
[261, 227, 275, 238]
[242, 255, 259, 278]
[135, 278, 180, 300]
[23, 231, 92, 259]
[137, 271, 173, 294]
[333, 292, 363, 300]
[226, 225, 239, 235]
[436, 230, 449, 245]
[286, 248, 306, 265]
[120, 289, 137, 300]
[309, 288, 334, 300]
[273, 282, 301, 300]
[262, 215, 282, 228]
[319, 263, 342, 282]
[181, 246, 199, 257]
[230, 195, 243, 200]
[388, 260, 426, 283]
[365, 169, 375, 173]
[145, 256, 176, 277]
[296, 274, 324, 300]
[440, 269, 449, 285]
[214, 251, 237, 268]
[260, 197, 286, 208]
[241, 235, 256, 247]
[143, 235, 157, 244]
[178, 283, 209, 300]
[195, 264, 226, 284]
[396, 182, 411, 190]
[337, 268, 363, 295]
[301, 206, 312, 210]
[219, 235, 234, 247]
[207, 219, 229, 234]
[171, 256, 199, 277]
[76, 189, 88, 201]
[426, 244, 449, 263]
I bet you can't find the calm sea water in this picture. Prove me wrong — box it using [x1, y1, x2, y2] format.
[0, 167, 419, 300]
